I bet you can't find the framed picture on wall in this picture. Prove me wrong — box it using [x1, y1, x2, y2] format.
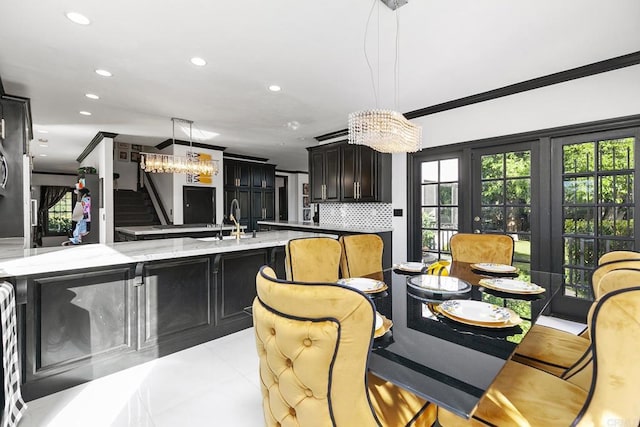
[117, 142, 129, 149]
[302, 183, 309, 196]
[118, 150, 128, 162]
[131, 144, 142, 152]
[130, 151, 140, 162]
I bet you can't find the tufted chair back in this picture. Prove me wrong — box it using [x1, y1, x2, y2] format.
[253, 266, 380, 426]
[572, 285, 640, 426]
[597, 250, 640, 265]
[449, 233, 514, 265]
[254, 266, 438, 426]
[339, 234, 383, 278]
[285, 237, 342, 282]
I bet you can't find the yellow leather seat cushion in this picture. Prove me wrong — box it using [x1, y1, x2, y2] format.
[438, 361, 587, 427]
[512, 325, 590, 377]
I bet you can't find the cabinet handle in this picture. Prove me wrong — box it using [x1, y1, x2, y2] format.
[354, 182, 357, 199]
[323, 184, 326, 200]
[357, 182, 361, 199]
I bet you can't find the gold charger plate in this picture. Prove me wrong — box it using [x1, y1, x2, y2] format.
[431, 304, 522, 328]
[374, 313, 393, 338]
[478, 278, 545, 295]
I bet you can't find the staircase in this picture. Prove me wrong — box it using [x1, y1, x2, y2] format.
[114, 188, 161, 227]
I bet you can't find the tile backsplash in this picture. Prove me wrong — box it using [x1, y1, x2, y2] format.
[319, 203, 392, 229]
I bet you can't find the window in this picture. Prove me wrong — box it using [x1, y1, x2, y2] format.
[46, 190, 73, 235]
[420, 158, 459, 261]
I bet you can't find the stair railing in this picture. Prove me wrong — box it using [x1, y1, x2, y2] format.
[142, 171, 171, 225]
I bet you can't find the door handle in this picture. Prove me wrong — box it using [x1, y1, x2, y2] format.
[474, 216, 481, 222]
[474, 229, 481, 234]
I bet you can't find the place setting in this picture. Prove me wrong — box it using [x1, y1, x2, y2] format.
[429, 299, 523, 329]
[478, 277, 546, 300]
[406, 275, 472, 300]
[337, 277, 388, 294]
[470, 262, 520, 277]
[374, 311, 393, 339]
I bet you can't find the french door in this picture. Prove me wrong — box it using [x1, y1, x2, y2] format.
[550, 130, 638, 319]
[471, 143, 534, 275]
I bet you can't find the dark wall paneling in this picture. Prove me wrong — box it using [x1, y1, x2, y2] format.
[24, 267, 134, 394]
[140, 257, 211, 348]
[215, 249, 267, 323]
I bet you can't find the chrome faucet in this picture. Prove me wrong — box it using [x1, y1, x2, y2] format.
[229, 198, 242, 240]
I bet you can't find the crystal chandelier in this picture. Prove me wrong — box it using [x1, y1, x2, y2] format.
[140, 118, 219, 175]
[348, 0, 422, 153]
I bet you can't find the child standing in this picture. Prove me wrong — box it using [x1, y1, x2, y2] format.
[63, 187, 91, 245]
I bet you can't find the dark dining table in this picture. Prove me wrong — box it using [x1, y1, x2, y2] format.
[365, 262, 563, 420]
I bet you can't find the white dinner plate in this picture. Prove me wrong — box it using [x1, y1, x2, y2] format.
[337, 277, 385, 293]
[396, 262, 424, 272]
[471, 263, 518, 273]
[439, 300, 511, 324]
[375, 313, 383, 331]
[479, 278, 545, 294]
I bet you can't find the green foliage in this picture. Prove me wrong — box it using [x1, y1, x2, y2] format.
[47, 216, 71, 234]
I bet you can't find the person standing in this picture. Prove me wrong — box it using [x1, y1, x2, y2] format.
[63, 187, 91, 245]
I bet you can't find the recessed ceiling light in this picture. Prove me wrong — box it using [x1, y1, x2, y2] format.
[38, 130, 49, 134]
[85, 93, 100, 100]
[95, 69, 112, 77]
[39, 154, 48, 157]
[66, 12, 91, 25]
[79, 111, 92, 116]
[268, 85, 281, 92]
[190, 57, 207, 66]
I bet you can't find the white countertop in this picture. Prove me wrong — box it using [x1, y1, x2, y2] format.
[0, 230, 336, 279]
[257, 220, 393, 233]
[115, 224, 247, 236]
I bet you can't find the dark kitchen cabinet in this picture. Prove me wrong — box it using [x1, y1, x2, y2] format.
[309, 145, 340, 202]
[308, 141, 390, 203]
[251, 164, 275, 189]
[223, 157, 275, 230]
[251, 189, 275, 230]
[224, 159, 250, 188]
[223, 188, 250, 226]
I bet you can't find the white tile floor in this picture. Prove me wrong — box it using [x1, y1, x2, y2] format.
[19, 316, 586, 427]
[20, 328, 264, 427]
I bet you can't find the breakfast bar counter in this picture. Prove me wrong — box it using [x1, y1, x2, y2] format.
[0, 231, 334, 400]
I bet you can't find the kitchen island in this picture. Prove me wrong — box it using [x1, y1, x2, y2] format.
[114, 223, 248, 241]
[0, 230, 334, 400]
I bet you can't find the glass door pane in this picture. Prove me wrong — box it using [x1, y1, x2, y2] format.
[420, 158, 459, 261]
[473, 145, 533, 275]
[552, 135, 636, 319]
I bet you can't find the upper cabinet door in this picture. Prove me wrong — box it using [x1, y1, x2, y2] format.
[341, 144, 357, 202]
[238, 162, 251, 187]
[310, 151, 325, 202]
[324, 146, 340, 201]
[357, 146, 377, 201]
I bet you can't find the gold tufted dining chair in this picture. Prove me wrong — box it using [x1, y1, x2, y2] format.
[285, 237, 342, 282]
[339, 234, 384, 278]
[253, 266, 437, 427]
[513, 258, 640, 377]
[597, 249, 640, 264]
[438, 285, 640, 427]
[449, 233, 514, 265]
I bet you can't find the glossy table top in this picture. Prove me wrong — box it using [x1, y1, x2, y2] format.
[367, 262, 562, 419]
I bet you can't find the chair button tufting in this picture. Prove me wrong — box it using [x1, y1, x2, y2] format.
[289, 407, 296, 416]
[303, 338, 312, 347]
[305, 388, 313, 397]
[270, 328, 276, 336]
[286, 358, 293, 367]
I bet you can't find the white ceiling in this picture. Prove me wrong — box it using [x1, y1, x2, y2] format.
[1, 0, 639, 173]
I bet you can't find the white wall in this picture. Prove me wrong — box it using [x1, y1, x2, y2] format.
[171, 144, 224, 225]
[80, 136, 114, 243]
[391, 64, 640, 263]
[112, 142, 141, 190]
